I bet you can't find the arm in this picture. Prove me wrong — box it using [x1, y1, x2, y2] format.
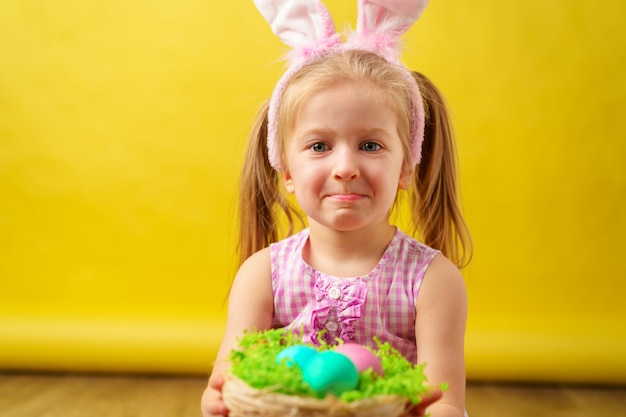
[201, 248, 274, 417]
[412, 254, 468, 417]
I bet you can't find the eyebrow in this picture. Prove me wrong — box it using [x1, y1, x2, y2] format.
[296, 126, 393, 138]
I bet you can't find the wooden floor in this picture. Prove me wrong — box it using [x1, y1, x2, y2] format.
[0, 373, 624, 417]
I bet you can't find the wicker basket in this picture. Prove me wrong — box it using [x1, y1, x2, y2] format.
[222, 373, 410, 417]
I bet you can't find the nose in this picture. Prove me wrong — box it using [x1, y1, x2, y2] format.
[331, 147, 360, 181]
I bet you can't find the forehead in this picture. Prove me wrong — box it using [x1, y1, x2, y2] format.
[293, 80, 405, 129]
[295, 83, 396, 124]
[294, 78, 394, 113]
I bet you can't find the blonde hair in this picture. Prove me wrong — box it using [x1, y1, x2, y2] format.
[237, 50, 472, 268]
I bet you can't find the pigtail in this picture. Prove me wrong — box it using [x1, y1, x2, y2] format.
[237, 101, 302, 267]
[410, 72, 473, 268]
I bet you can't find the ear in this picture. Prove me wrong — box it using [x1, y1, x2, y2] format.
[349, 0, 429, 64]
[253, 0, 338, 52]
[398, 164, 414, 190]
[283, 169, 296, 194]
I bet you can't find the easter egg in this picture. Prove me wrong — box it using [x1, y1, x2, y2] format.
[276, 345, 318, 369]
[302, 351, 359, 397]
[334, 343, 384, 376]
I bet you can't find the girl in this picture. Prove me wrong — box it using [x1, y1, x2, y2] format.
[202, 1, 472, 416]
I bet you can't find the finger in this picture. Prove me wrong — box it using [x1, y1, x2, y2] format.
[206, 401, 229, 416]
[403, 388, 443, 417]
[201, 391, 229, 417]
[209, 374, 225, 390]
[421, 388, 443, 407]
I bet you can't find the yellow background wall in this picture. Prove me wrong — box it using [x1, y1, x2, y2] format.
[1, 0, 625, 382]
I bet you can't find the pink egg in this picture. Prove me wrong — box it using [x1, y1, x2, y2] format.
[334, 343, 384, 376]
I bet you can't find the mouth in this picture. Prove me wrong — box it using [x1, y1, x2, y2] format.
[326, 193, 365, 202]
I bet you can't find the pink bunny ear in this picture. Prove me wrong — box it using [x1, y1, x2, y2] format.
[253, 0, 343, 170]
[253, 0, 341, 63]
[345, 0, 428, 165]
[349, 0, 429, 63]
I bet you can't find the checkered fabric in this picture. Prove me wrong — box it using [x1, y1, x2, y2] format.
[270, 228, 440, 363]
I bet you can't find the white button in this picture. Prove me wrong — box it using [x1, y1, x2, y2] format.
[325, 321, 338, 331]
[328, 287, 341, 300]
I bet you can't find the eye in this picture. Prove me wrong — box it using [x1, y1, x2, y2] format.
[309, 142, 329, 153]
[361, 141, 382, 152]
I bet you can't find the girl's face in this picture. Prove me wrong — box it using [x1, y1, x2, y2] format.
[282, 82, 412, 233]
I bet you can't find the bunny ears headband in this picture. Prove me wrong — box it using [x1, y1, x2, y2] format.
[253, 0, 430, 170]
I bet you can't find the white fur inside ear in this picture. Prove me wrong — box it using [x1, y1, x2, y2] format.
[253, 0, 337, 49]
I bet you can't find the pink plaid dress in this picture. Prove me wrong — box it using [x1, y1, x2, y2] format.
[270, 228, 440, 363]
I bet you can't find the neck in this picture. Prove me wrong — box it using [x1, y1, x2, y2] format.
[304, 221, 396, 277]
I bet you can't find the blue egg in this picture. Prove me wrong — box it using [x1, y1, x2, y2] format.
[302, 351, 359, 397]
[276, 345, 318, 369]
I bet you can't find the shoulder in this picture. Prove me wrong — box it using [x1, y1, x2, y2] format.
[237, 247, 272, 279]
[216, 247, 274, 364]
[230, 247, 273, 300]
[417, 253, 467, 314]
[227, 247, 274, 327]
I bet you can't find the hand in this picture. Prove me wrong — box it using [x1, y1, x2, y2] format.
[201, 374, 229, 417]
[401, 388, 443, 417]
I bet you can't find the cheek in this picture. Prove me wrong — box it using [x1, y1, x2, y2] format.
[293, 169, 320, 189]
[283, 162, 323, 194]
